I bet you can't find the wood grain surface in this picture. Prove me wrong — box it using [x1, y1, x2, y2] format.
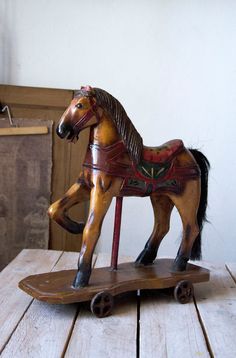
[194, 262, 236, 358]
[0, 249, 62, 352]
[1, 250, 236, 358]
[65, 254, 137, 358]
[0, 126, 48, 136]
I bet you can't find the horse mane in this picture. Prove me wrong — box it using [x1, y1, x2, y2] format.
[74, 87, 143, 164]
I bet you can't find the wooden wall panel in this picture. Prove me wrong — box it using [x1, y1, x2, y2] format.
[0, 84, 89, 252]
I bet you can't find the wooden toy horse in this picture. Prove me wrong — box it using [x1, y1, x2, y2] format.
[48, 86, 210, 288]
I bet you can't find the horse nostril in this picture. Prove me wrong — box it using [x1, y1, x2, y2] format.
[56, 123, 70, 138]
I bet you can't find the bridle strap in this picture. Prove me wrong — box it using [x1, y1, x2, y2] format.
[73, 97, 100, 132]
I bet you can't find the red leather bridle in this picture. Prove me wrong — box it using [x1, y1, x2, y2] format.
[72, 97, 100, 133]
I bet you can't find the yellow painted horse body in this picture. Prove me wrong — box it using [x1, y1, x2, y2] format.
[48, 86, 209, 288]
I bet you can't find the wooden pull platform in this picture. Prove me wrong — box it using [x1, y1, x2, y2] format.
[0, 126, 48, 136]
[18, 258, 210, 304]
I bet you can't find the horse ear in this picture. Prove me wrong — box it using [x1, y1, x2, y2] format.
[81, 85, 92, 92]
[74, 86, 95, 99]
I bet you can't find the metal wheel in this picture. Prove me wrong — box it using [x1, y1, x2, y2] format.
[174, 280, 194, 304]
[90, 291, 114, 318]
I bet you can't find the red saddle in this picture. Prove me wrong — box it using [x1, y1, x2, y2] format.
[142, 139, 184, 164]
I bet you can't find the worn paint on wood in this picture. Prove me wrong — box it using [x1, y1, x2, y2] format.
[1, 250, 236, 358]
[65, 253, 137, 358]
[194, 262, 236, 357]
[0, 249, 62, 352]
[1, 251, 96, 358]
[140, 290, 210, 357]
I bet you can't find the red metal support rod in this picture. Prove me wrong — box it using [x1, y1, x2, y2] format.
[110, 196, 123, 270]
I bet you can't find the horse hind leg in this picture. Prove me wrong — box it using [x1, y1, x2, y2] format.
[48, 180, 90, 234]
[168, 179, 201, 272]
[135, 194, 174, 266]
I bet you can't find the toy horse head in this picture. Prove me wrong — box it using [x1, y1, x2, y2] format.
[56, 86, 143, 164]
[56, 86, 100, 142]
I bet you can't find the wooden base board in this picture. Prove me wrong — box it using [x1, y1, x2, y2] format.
[18, 258, 210, 304]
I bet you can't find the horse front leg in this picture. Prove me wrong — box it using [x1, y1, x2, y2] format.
[73, 175, 122, 288]
[48, 179, 90, 234]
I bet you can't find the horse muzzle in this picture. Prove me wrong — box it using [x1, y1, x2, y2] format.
[56, 123, 75, 140]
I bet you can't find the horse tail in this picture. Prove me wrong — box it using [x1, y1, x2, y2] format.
[189, 149, 210, 260]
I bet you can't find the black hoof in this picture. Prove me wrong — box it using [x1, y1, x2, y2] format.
[135, 248, 157, 266]
[65, 219, 85, 234]
[72, 269, 91, 288]
[172, 255, 189, 272]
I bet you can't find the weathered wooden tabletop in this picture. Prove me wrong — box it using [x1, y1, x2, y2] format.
[0, 249, 235, 358]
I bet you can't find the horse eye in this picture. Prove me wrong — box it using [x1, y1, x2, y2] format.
[76, 103, 83, 109]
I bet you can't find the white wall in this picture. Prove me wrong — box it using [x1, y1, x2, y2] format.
[1, 0, 236, 262]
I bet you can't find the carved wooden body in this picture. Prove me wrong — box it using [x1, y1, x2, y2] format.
[48, 86, 210, 288]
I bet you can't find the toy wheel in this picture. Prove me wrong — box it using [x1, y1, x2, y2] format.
[90, 291, 114, 318]
[174, 280, 194, 304]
